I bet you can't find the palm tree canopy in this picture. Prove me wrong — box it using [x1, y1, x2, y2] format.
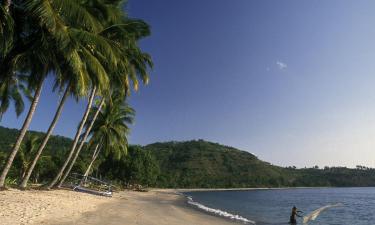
[2, 0, 153, 103]
[86, 94, 135, 160]
[17, 135, 40, 168]
[0, 74, 32, 119]
[0, 4, 14, 57]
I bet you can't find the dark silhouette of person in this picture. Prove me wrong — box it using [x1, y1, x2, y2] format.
[289, 206, 303, 224]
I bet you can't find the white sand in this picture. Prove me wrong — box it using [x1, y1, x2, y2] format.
[54, 189, 237, 225]
[0, 189, 111, 225]
[0, 189, 237, 225]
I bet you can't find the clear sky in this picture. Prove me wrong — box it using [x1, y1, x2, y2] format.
[2, 0, 375, 168]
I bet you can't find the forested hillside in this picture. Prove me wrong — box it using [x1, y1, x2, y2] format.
[1, 126, 375, 188]
[145, 140, 375, 188]
[144, 140, 291, 187]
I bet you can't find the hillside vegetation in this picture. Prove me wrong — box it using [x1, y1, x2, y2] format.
[145, 140, 375, 188]
[1, 126, 375, 188]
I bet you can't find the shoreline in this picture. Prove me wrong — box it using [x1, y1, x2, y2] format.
[174, 186, 332, 192]
[50, 189, 238, 225]
[1, 187, 351, 225]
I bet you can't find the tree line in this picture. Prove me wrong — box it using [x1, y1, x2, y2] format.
[0, 126, 160, 187]
[1, 129, 375, 188]
[0, 0, 152, 189]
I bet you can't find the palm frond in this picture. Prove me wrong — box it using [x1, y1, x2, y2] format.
[69, 28, 119, 67]
[0, 5, 14, 57]
[52, 0, 104, 32]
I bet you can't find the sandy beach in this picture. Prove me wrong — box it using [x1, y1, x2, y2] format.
[0, 189, 237, 225]
[0, 189, 111, 225]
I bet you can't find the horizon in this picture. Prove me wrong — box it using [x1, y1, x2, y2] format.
[2, 0, 375, 168]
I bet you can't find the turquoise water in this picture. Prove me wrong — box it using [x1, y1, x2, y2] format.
[184, 187, 375, 224]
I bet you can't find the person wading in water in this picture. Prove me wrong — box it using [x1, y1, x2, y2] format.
[289, 206, 303, 224]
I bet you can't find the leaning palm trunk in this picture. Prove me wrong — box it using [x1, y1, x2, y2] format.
[47, 87, 96, 189]
[58, 97, 105, 187]
[19, 84, 70, 188]
[0, 78, 44, 188]
[3, 0, 11, 12]
[81, 143, 101, 185]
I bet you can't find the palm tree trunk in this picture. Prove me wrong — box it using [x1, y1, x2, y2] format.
[3, 0, 11, 12]
[58, 97, 105, 187]
[47, 87, 96, 189]
[19, 84, 70, 189]
[0, 77, 44, 188]
[81, 143, 101, 185]
[21, 170, 26, 180]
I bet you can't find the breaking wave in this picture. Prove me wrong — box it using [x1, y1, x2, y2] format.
[186, 195, 256, 224]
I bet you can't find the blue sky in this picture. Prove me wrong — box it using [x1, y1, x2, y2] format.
[2, 0, 375, 168]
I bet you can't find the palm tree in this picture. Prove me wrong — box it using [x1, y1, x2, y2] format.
[57, 97, 105, 187]
[79, 94, 135, 183]
[0, 0, 111, 188]
[17, 135, 40, 180]
[19, 83, 70, 188]
[19, 0, 128, 188]
[0, 5, 64, 188]
[43, 0, 143, 189]
[46, 87, 96, 189]
[3, 0, 127, 188]
[57, 41, 153, 187]
[0, 74, 32, 120]
[1, 0, 152, 188]
[81, 142, 101, 183]
[0, 75, 45, 188]
[52, 1, 153, 188]
[0, 3, 13, 58]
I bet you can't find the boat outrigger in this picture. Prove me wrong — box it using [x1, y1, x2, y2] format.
[66, 173, 113, 197]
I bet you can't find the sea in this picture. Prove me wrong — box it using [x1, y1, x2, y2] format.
[184, 187, 375, 225]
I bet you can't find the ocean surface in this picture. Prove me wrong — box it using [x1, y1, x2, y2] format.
[184, 187, 375, 225]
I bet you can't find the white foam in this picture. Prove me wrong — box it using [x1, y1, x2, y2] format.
[186, 196, 256, 224]
[303, 203, 343, 224]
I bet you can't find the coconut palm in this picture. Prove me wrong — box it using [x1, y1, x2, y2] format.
[57, 41, 153, 187]
[0, 1, 59, 188]
[10, 0, 129, 188]
[79, 93, 135, 183]
[46, 87, 96, 189]
[57, 37, 153, 187]
[0, 73, 46, 188]
[0, 3, 27, 119]
[44, 0, 134, 189]
[0, 8, 66, 188]
[53, 1, 152, 188]
[1, 0, 152, 188]
[0, 74, 32, 120]
[0, 3, 13, 58]
[56, 97, 105, 187]
[0, 0, 114, 188]
[18, 84, 70, 188]
[16, 135, 40, 180]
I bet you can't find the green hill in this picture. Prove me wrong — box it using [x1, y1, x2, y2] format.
[1, 126, 375, 188]
[0, 126, 72, 154]
[144, 140, 292, 188]
[144, 140, 375, 188]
